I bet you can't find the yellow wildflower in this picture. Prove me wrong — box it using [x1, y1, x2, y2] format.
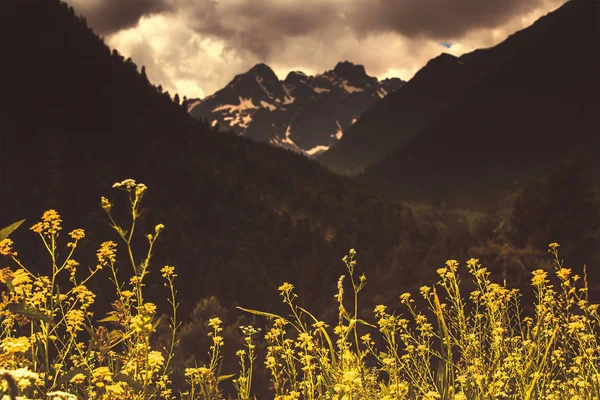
[1, 336, 31, 353]
[208, 317, 222, 328]
[160, 265, 175, 278]
[278, 282, 294, 294]
[65, 309, 85, 333]
[68, 229, 85, 240]
[69, 373, 86, 384]
[30, 210, 62, 235]
[96, 241, 117, 266]
[399, 292, 411, 303]
[0, 239, 16, 256]
[100, 196, 111, 211]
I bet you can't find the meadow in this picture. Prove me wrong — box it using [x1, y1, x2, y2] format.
[0, 180, 598, 399]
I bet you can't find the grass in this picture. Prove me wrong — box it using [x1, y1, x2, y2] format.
[0, 180, 598, 399]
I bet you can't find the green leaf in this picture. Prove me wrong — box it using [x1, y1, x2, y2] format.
[97, 315, 120, 323]
[343, 319, 356, 341]
[5, 301, 52, 323]
[355, 318, 376, 328]
[217, 374, 235, 383]
[236, 306, 283, 321]
[0, 219, 25, 242]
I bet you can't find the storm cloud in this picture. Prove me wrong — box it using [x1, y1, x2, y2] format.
[65, 0, 566, 99]
[67, 0, 172, 35]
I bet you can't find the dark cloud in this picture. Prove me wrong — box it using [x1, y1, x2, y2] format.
[350, 0, 550, 39]
[68, 0, 172, 35]
[174, 0, 558, 60]
[181, 0, 340, 59]
[67, 0, 565, 98]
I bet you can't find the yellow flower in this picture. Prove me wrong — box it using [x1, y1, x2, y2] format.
[100, 196, 112, 211]
[466, 258, 480, 268]
[556, 268, 571, 280]
[1, 336, 31, 353]
[399, 292, 411, 303]
[445, 259, 459, 271]
[374, 304, 387, 315]
[148, 350, 164, 370]
[160, 265, 175, 278]
[92, 366, 113, 384]
[531, 269, 548, 286]
[360, 333, 372, 345]
[29, 210, 62, 235]
[72, 285, 96, 307]
[212, 335, 224, 346]
[112, 179, 137, 190]
[11, 269, 31, 286]
[548, 242, 560, 249]
[65, 309, 85, 333]
[278, 282, 294, 294]
[0, 239, 16, 256]
[208, 317, 222, 328]
[64, 259, 79, 274]
[96, 241, 117, 266]
[69, 373, 86, 384]
[155, 223, 165, 234]
[68, 229, 85, 241]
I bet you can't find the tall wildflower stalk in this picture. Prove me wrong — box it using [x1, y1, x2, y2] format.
[0, 179, 182, 399]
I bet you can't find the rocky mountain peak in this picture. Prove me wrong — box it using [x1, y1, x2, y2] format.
[333, 61, 368, 79]
[284, 71, 308, 85]
[189, 61, 405, 156]
[249, 63, 279, 82]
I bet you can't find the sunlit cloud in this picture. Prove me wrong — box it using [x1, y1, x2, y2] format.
[65, 0, 567, 99]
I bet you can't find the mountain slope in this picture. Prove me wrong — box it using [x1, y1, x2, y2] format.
[188, 62, 404, 156]
[319, 0, 599, 176]
[362, 0, 599, 206]
[0, 0, 440, 319]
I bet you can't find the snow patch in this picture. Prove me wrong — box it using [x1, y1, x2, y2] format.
[377, 88, 388, 98]
[306, 145, 330, 156]
[334, 120, 343, 140]
[282, 85, 295, 104]
[240, 114, 253, 128]
[282, 125, 294, 145]
[313, 87, 330, 94]
[213, 97, 257, 113]
[352, 117, 358, 124]
[270, 126, 304, 154]
[342, 80, 364, 93]
[211, 119, 218, 127]
[260, 100, 277, 111]
[187, 100, 202, 112]
[256, 76, 272, 98]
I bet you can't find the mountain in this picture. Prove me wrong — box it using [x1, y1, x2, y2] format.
[319, 0, 600, 181]
[188, 61, 404, 156]
[0, 0, 448, 321]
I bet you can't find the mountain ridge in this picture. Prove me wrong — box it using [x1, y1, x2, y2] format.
[319, 0, 599, 176]
[188, 61, 405, 156]
[357, 0, 599, 206]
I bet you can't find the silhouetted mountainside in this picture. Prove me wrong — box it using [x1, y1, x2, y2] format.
[320, 0, 599, 181]
[188, 61, 404, 156]
[363, 0, 599, 206]
[0, 0, 445, 320]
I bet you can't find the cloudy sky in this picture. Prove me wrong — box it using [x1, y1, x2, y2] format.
[65, 0, 566, 99]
